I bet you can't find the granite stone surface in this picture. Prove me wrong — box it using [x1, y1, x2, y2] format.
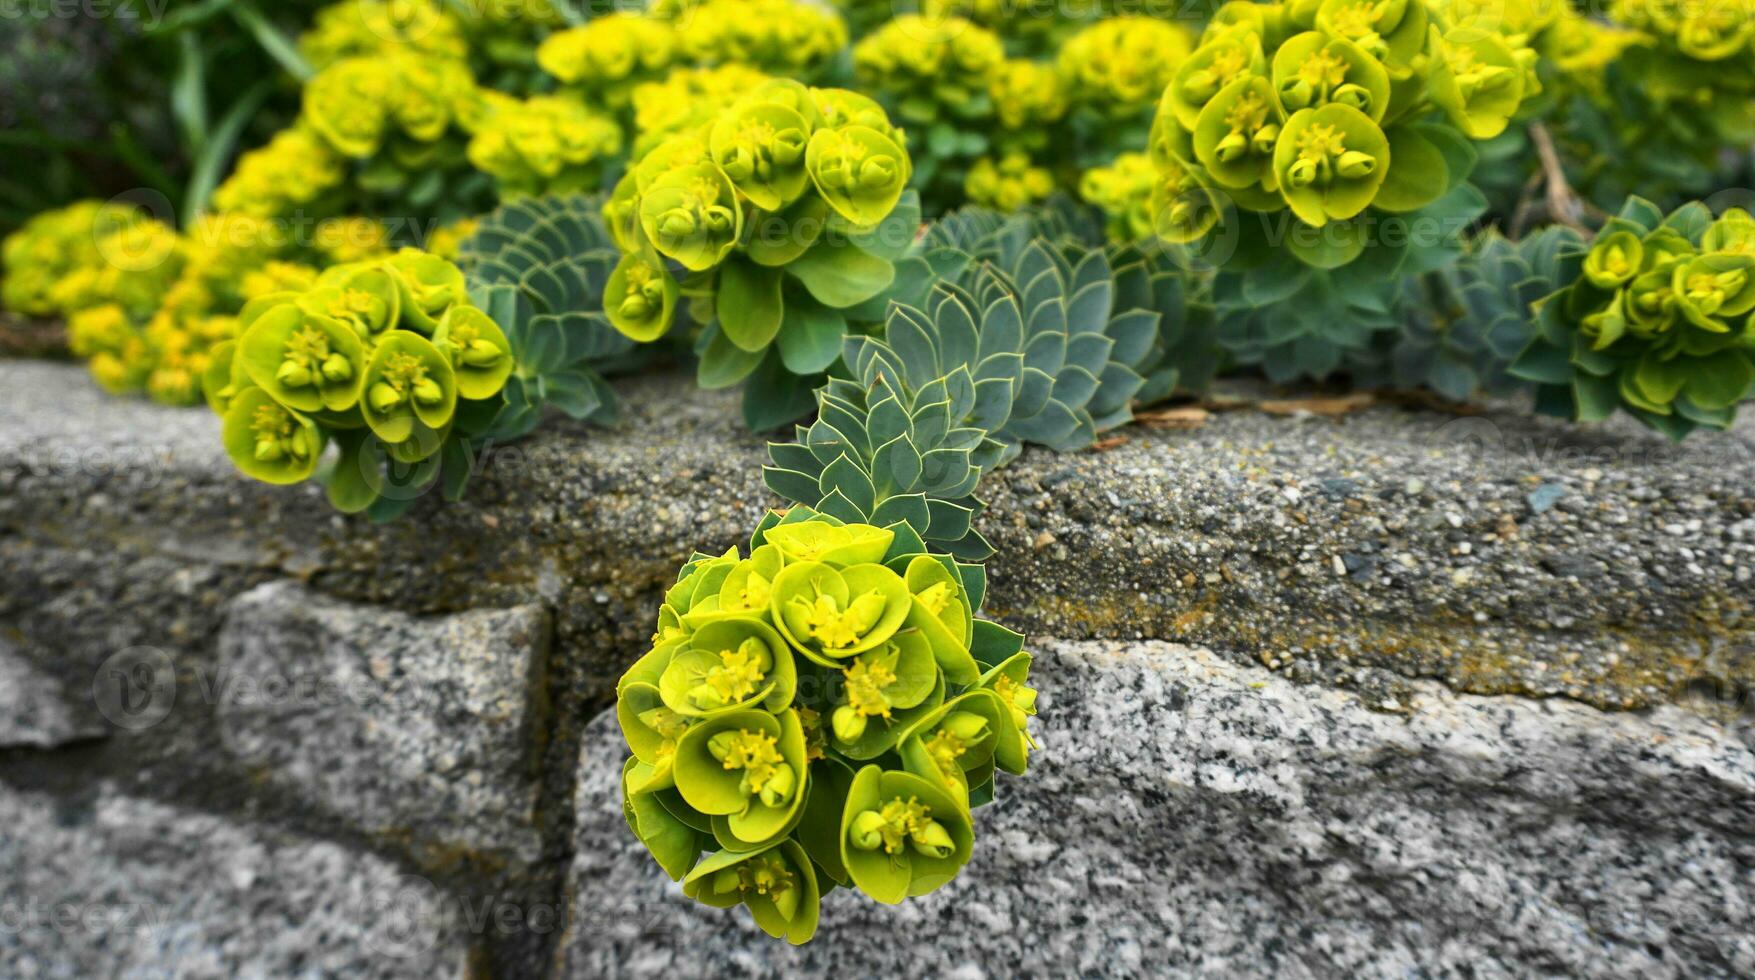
[0, 636, 102, 749]
[5, 361, 1755, 978]
[559, 639, 1755, 978]
[0, 780, 468, 979]
[215, 581, 552, 869]
[3, 361, 1751, 717]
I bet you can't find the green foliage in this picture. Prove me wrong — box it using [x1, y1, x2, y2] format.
[1385, 225, 1584, 400]
[760, 198, 1218, 560]
[0, 1, 318, 233]
[617, 508, 1036, 942]
[457, 194, 643, 442]
[908, 212, 1170, 452]
[764, 306, 1007, 560]
[1511, 199, 1755, 440]
[927, 198, 1220, 402]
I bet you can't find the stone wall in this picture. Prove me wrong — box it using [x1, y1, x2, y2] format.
[2, 361, 1752, 977]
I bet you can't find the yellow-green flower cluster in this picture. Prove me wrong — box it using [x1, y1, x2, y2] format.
[211, 127, 348, 219]
[537, 13, 680, 110]
[3, 200, 402, 406]
[539, 2, 846, 113]
[989, 58, 1067, 134]
[1612, 0, 1755, 61]
[1058, 17, 1195, 120]
[29, 212, 184, 322]
[67, 306, 153, 396]
[206, 248, 512, 492]
[618, 509, 1037, 944]
[311, 216, 396, 265]
[1516, 199, 1755, 438]
[853, 16, 1006, 127]
[965, 152, 1055, 211]
[454, 0, 567, 70]
[1147, 0, 1542, 242]
[602, 81, 913, 345]
[2, 201, 154, 316]
[671, 0, 849, 78]
[1079, 151, 1158, 242]
[146, 215, 397, 407]
[241, 261, 322, 302]
[299, 0, 470, 70]
[301, 52, 484, 162]
[467, 94, 624, 197]
[631, 64, 774, 158]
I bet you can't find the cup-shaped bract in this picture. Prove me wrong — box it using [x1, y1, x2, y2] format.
[385, 250, 469, 334]
[658, 617, 798, 717]
[1166, 25, 1269, 130]
[825, 632, 945, 759]
[806, 124, 911, 227]
[618, 679, 693, 792]
[238, 302, 368, 413]
[432, 305, 513, 401]
[772, 560, 914, 665]
[977, 651, 1039, 774]
[839, 765, 975, 903]
[1583, 230, 1643, 290]
[1194, 75, 1285, 190]
[638, 163, 744, 272]
[305, 264, 402, 336]
[622, 759, 707, 878]
[1271, 103, 1391, 227]
[360, 331, 457, 449]
[681, 840, 821, 944]
[1672, 253, 1755, 330]
[715, 544, 786, 618]
[1269, 32, 1390, 121]
[763, 521, 895, 566]
[1702, 208, 1755, 256]
[221, 386, 324, 485]
[710, 102, 813, 212]
[1151, 154, 1225, 243]
[604, 250, 678, 342]
[673, 708, 810, 847]
[1426, 26, 1525, 140]
[897, 688, 1007, 787]
[1315, 0, 1429, 75]
[811, 88, 906, 144]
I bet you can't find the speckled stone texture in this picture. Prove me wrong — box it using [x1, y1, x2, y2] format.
[0, 636, 101, 749]
[215, 581, 551, 868]
[0, 781, 467, 979]
[3, 361, 1751, 719]
[559, 639, 1755, 978]
[4, 361, 1755, 977]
